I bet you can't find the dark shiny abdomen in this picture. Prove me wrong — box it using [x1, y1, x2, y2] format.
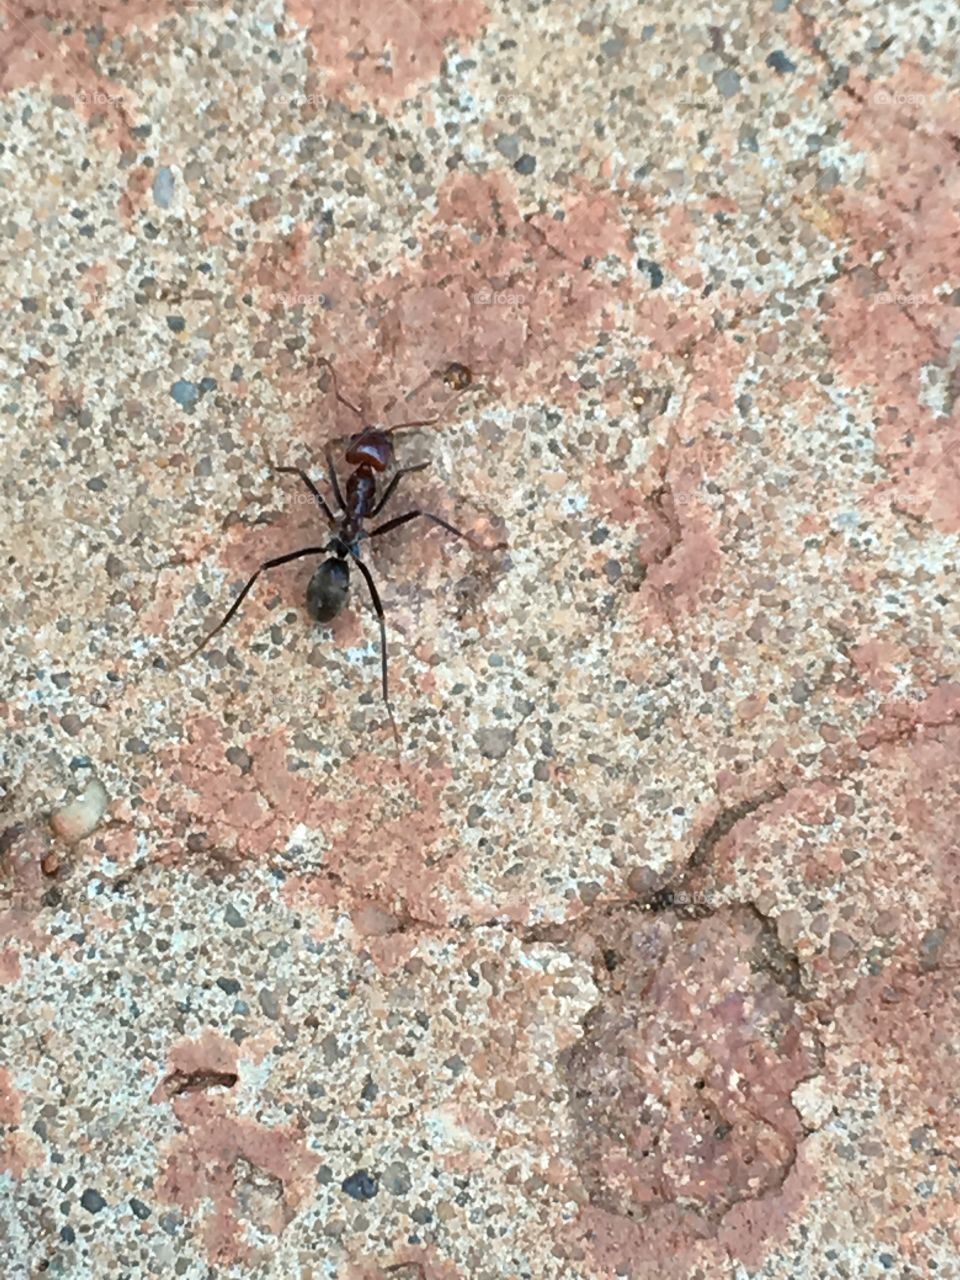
[307, 557, 350, 622]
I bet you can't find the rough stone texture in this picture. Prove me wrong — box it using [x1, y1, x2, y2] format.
[1, 0, 959, 1277]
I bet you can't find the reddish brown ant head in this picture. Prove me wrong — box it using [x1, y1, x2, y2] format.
[344, 427, 394, 472]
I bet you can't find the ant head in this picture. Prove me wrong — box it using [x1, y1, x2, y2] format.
[344, 426, 394, 472]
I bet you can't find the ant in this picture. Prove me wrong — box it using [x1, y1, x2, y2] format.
[179, 359, 495, 748]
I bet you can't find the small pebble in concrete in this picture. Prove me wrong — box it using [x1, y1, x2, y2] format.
[476, 726, 515, 759]
[152, 167, 175, 208]
[714, 68, 741, 98]
[342, 1170, 378, 1201]
[49, 778, 109, 844]
[637, 258, 664, 288]
[918, 926, 948, 971]
[171, 380, 199, 409]
[381, 1161, 412, 1195]
[258, 987, 281, 1019]
[766, 50, 797, 73]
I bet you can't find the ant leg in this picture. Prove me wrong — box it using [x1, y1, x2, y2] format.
[369, 462, 429, 518]
[178, 545, 329, 663]
[273, 466, 336, 524]
[350, 553, 401, 754]
[368, 509, 483, 548]
[325, 450, 346, 512]
[316, 356, 363, 419]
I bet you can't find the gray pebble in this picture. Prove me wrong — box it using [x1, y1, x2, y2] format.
[637, 258, 664, 288]
[341, 1170, 378, 1201]
[321, 1032, 340, 1066]
[170, 380, 199, 409]
[918, 926, 948, 971]
[226, 746, 252, 772]
[476, 726, 515, 759]
[258, 987, 281, 1019]
[766, 50, 797, 74]
[790, 679, 811, 705]
[152, 167, 176, 209]
[828, 931, 856, 962]
[714, 68, 742, 98]
[381, 1161, 412, 1195]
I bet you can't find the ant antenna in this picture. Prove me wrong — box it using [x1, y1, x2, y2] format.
[385, 363, 476, 433]
[316, 356, 364, 420]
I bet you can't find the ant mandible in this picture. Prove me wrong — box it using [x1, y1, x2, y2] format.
[180, 359, 491, 747]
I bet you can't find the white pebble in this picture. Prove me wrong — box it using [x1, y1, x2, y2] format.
[49, 778, 110, 844]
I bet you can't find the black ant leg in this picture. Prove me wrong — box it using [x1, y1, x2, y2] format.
[368, 509, 482, 547]
[180, 545, 329, 663]
[369, 462, 429, 518]
[325, 450, 346, 512]
[350, 552, 401, 755]
[316, 356, 363, 419]
[273, 466, 337, 524]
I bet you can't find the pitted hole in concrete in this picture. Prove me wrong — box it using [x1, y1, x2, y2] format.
[154, 1069, 239, 1103]
[559, 905, 821, 1237]
[233, 1155, 288, 1234]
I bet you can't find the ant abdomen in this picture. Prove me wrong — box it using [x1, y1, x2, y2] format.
[307, 557, 350, 623]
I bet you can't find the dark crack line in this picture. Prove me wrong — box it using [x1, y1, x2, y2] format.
[688, 782, 789, 869]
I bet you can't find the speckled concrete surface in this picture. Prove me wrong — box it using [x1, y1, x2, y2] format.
[1, 1, 959, 1277]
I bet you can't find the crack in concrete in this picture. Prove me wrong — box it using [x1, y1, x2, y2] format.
[688, 782, 789, 869]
